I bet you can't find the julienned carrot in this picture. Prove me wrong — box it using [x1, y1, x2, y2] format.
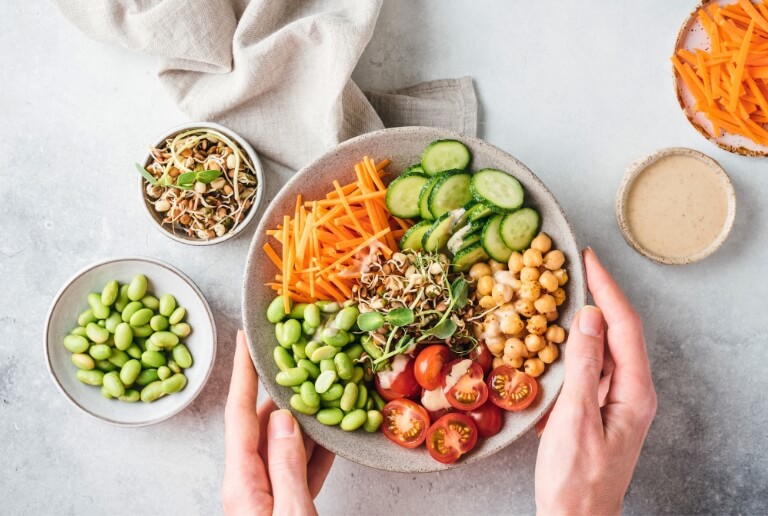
[674, 1, 768, 146]
[264, 157, 411, 308]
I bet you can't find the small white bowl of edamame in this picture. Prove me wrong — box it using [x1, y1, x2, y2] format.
[44, 257, 217, 426]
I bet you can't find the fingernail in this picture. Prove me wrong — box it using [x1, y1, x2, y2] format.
[269, 409, 295, 439]
[583, 246, 597, 259]
[579, 306, 603, 337]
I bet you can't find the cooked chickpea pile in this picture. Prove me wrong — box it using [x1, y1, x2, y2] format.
[468, 232, 568, 378]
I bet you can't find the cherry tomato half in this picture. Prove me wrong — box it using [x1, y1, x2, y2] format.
[487, 365, 538, 411]
[381, 398, 431, 449]
[466, 401, 503, 438]
[414, 345, 453, 390]
[375, 355, 420, 401]
[470, 342, 493, 375]
[441, 359, 488, 411]
[425, 413, 479, 464]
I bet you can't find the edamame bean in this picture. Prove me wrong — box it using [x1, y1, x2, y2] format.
[304, 304, 320, 327]
[97, 320, 106, 328]
[321, 327, 348, 348]
[300, 381, 320, 408]
[121, 301, 143, 323]
[274, 347, 296, 372]
[88, 293, 110, 320]
[172, 344, 193, 369]
[114, 285, 130, 312]
[316, 301, 339, 314]
[276, 367, 309, 387]
[170, 322, 191, 338]
[316, 408, 344, 426]
[360, 335, 383, 360]
[127, 275, 148, 302]
[76, 369, 104, 386]
[302, 320, 317, 336]
[120, 359, 141, 386]
[119, 389, 140, 403]
[150, 331, 179, 348]
[334, 353, 354, 381]
[321, 398, 341, 409]
[340, 383, 358, 412]
[103, 371, 125, 397]
[319, 359, 336, 373]
[63, 334, 89, 354]
[101, 280, 119, 307]
[108, 349, 130, 368]
[310, 345, 338, 362]
[168, 307, 186, 325]
[371, 391, 386, 411]
[340, 409, 367, 431]
[101, 385, 113, 399]
[145, 341, 161, 352]
[167, 359, 181, 374]
[345, 343, 364, 361]
[140, 380, 165, 402]
[140, 295, 159, 311]
[291, 386, 302, 394]
[364, 410, 383, 432]
[104, 312, 121, 334]
[289, 303, 307, 319]
[161, 373, 187, 394]
[129, 308, 153, 327]
[77, 309, 97, 327]
[132, 325, 153, 338]
[297, 359, 320, 380]
[141, 350, 166, 368]
[354, 384, 368, 410]
[135, 368, 159, 387]
[267, 296, 291, 323]
[274, 322, 287, 348]
[150, 315, 169, 332]
[159, 294, 176, 317]
[126, 343, 142, 359]
[86, 323, 109, 344]
[350, 366, 364, 385]
[290, 394, 318, 415]
[292, 342, 307, 359]
[157, 366, 171, 381]
[315, 370, 337, 394]
[304, 341, 321, 360]
[319, 383, 344, 401]
[71, 326, 88, 338]
[365, 398, 374, 411]
[71, 353, 95, 370]
[96, 360, 118, 372]
[89, 344, 112, 361]
[334, 306, 359, 331]
[281, 319, 301, 346]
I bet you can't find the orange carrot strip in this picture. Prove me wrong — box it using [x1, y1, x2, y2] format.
[282, 216, 290, 313]
[319, 228, 391, 274]
[738, 0, 768, 34]
[263, 243, 283, 270]
[729, 20, 756, 112]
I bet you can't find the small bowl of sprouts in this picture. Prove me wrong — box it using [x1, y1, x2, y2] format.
[137, 122, 265, 245]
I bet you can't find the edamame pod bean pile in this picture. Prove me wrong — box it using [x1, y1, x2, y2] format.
[267, 296, 384, 433]
[63, 275, 194, 403]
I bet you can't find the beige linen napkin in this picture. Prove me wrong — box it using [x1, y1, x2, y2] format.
[53, 0, 477, 174]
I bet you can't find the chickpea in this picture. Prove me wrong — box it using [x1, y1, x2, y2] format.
[539, 343, 559, 364]
[539, 270, 558, 292]
[514, 298, 536, 318]
[492, 356, 505, 369]
[523, 248, 543, 268]
[472, 323, 484, 340]
[494, 270, 516, 286]
[502, 354, 523, 369]
[553, 268, 569, 286]
[489, 259, 506, 273]
[520, 266, 541, 282]
[507, 252, 524, 273]
[534, 294, 557, 314]
[524, 358, 545, 377]
[504, 338, 527, 359]
[552, 288, 566, 306]
[526, 314, 548, 335]
[469, 262, 492, 281]
[485, 317, 502, 337]
[477, 275, 495, 296]
[500, 313, 525, 335]
[524, 333, 546, 353]
[543, 250, 565, 270]
[492, 283, 514, 305]
[545, 325, 566, 344]
[518, 280, 541, 301]
[485, 335, 506, 356]
[530, 232, 552, 253]
[479, 295, 497, 309]
[544, 309, 559, 322]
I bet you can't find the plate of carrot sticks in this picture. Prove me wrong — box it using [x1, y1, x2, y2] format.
[673, 0, 768, 156]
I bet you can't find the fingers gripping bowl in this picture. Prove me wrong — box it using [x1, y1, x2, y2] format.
[242, 127, 586, 472]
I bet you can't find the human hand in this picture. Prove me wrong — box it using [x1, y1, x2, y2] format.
[222, 330, 335, 516]
[534, 248, 657, 515]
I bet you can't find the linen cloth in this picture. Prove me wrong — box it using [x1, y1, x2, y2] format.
[53, 0, 478, 174]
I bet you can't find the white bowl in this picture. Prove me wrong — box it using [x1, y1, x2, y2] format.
[45, 257, 217, 426]
[139, 121, 266, 246]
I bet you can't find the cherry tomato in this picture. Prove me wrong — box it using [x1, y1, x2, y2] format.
[441, 359, 488, 411]
[375, 355, 420, 401]
[381, 399, 431, 449]
[425, 413, 478, 464]
[421, 387, 454, 421]
[470, 342, 493, 375]
[487, 365, 538, 411]
[466, 401, 504, 438]
[414, 345, 453, 390]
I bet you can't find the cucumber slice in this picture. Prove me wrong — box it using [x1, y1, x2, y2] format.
[428, 171, 472, 218]
[403, 163, 425, 174]
[418, 175, 442, 220]
[421, 140, 471, 175]
[468, 202, 496, 221]
[447, 223, 482, 255]
[399, 220, 432, 251]
[451, 242, 489, 272]
[470, 169, 525, 211]
[481, 214, 513, 262]
[386, 172, 429, 218]
[422, 212, 457, 252]
[499, 207, 541, 251]
[454, 202, 494, 230]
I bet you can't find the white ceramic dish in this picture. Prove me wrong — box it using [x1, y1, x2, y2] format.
[45, 257, 217, 426]
[139, 121, 266, 245]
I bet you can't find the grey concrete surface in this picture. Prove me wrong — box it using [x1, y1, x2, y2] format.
[2, 1, 767, 515]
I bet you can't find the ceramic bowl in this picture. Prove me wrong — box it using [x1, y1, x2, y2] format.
[139, 121, 266, 245]
[242, 126, 586, 472]
[45, 257, 217, 426]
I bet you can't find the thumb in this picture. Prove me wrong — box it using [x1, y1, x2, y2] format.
[562, 306, 605, 408]
[267, 410, 316, 515]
